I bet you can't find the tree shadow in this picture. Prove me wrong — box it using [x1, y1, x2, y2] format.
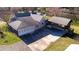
[0, 31, 5, 39]
[63, 31, 79, 40]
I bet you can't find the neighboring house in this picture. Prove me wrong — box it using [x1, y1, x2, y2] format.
[48, 16, 72, 30]
[8, 13, 46, 36]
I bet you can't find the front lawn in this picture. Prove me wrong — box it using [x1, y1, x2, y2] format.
[0, 21, 21, 45]
[44, 37, 79, 51]
[0, 32, 21, 45]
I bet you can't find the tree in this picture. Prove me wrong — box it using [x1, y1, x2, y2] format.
[37, 7, 47, 15]
[69, 8, 78, 22]
[4, 15, 11, 23]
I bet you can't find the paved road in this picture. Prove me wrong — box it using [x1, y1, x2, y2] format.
[0, 41, 31, 51]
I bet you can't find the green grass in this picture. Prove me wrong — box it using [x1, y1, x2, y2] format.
[71, 21, 79, 26]
[43, 15, 52, 20]
[0, 21, 21, 45]
[44, 37, 79, 51]
[0, 32, 21, 45]
[71, 25, 79, 34]
[0, 21, 8, 31]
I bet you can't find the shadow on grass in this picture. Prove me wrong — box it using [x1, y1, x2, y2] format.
[63, 32, 79, 40]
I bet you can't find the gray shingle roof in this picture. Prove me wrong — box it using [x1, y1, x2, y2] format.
[31, 14, 43, 22]
[9, 14, 43, 30]
[48, 16, 71, 26]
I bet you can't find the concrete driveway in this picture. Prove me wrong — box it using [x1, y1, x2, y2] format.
[27, 28, 67, 51]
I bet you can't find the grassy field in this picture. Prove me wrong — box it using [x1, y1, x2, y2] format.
[71, 25, 79, 34]
[0, 21, 21, 45]
[45, 23, 79, 51]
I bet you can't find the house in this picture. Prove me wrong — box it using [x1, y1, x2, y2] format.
[47, 16, 72, 30]
[8, 13, 46, 36]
